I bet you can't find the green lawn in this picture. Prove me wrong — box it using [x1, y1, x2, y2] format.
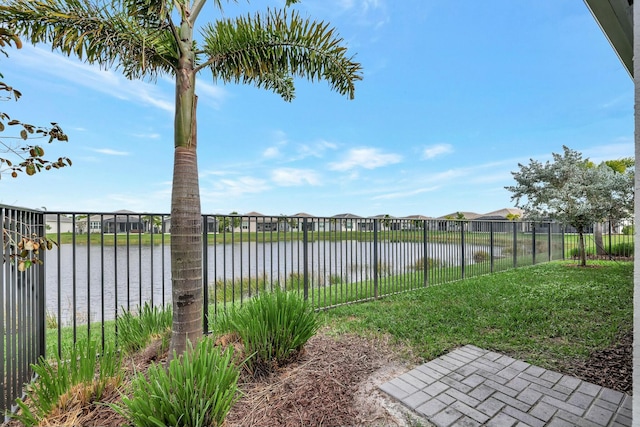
[322, 260, 632, 371]
[44, 260, 632, 374]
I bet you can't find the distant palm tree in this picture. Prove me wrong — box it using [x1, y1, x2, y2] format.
[1, 0, 362, 357]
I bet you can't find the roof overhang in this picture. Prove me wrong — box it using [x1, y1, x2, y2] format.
[583, 0, 633, 77]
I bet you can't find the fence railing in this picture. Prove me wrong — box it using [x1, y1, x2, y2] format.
[1, 205, 46, 415]
[40, 213, 573, 353]
[2, 207, 635, 415]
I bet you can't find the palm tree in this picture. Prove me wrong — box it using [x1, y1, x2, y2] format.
[1, 0, 362, 357]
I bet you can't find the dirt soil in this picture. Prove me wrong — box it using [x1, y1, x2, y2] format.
[4, 329, 632, 427]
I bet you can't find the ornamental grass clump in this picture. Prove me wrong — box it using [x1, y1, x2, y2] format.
[227, 289, 321, 376]
[11, 339, 121, 427]
[116, 302, 172, 354]
[113, 338, 239, 427]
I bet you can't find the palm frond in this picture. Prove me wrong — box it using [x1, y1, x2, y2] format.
[200, 8, 362, 101]
[0, 0, 179, 80]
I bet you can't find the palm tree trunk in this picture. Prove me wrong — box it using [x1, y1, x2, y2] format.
[168, 47, 203, 359]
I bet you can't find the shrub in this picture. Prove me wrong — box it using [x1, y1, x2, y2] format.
[472, 250, 489, 263]
[622, 225, 634, 235]
[609, 242, 634, 257]
[287, 272, 303, 290]
[569, 247, 595, 258]
[226, 289, 320, 376]
[12, 340, 121, 427]
[210, 275, 269, 302]
[114, 338, 239, 427]
[116, 303, 172, 354]
[329, 274, 342, 285]
[45, 311, 58, 329]
[412, 257, 441, 271]
[377, 262, 393, 277]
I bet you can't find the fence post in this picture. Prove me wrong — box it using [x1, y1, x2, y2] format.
[303, 218, 309, 301]
[490, 222, 494, 273]
[532, 223, 537, 265]
[422, 220, 428, 287]
[202, 215, 209, 333]
[547, 222, 552, 262]
[608, 220, 613, 260]
[373, 219, 379, 299]
[36, 211, 46, 360]
[513, 222, 518, 268]
[561, 225, 565, 260]
[460, 224, 465, 279]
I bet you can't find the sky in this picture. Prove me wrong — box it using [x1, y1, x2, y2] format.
[0, 0, 633, 218]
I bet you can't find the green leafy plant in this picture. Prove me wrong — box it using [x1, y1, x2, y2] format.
[113, 338, 239, 427]
[472, 250, 489, 263]
[609, 242, 634, 257]
[11, 339, 120, 426]
[329, 274, 343, 285]
[622, 225, 634, 235]
[116, 303, 172, 354]
[569, 247, 595, 258]
[412, 257, 442, 271]
[226, 289, 321, 376]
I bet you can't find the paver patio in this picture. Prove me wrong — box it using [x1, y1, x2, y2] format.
[379, 345, 632, 427]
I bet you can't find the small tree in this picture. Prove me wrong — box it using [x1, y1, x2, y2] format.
[592, 158, 634, 255]
[506, 146, 634, 266]
[229, 211, 241, 231]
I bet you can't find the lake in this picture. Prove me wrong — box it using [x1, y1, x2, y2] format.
[44, 240, 493, 325]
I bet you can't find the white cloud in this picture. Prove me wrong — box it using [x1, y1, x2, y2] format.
[329, 147, 402, 171]
[195, 79, 228, 109]
[199, 170, 231, 178]
[422, 143, 454, 160]
[263, 146, 281, 158]
[293, 139, 338, 160]
[131, 132, 161, 139]
[16, 45, 174, 112]
[210, 177, 270, 196]
[92, 148, 130, 156]
[583, 140, 633, 163]
[272, 168, 321, 186]
[337, 0, 382, 12]
[372, 186, 439, 200]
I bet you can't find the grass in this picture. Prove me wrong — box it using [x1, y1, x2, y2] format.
[322, 260, 632, 370]
[47, 229, 605, 246]
[43, 260, 632, 374]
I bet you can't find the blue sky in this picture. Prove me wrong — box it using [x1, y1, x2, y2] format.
[0, 0, 633, 218]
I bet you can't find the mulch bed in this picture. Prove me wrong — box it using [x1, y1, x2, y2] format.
[224, 333, 401, 427]
[561, 330, 632, 395]
[3, 329, 632, 427]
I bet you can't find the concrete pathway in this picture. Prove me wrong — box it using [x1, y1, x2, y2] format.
[379, 345, 632, 427]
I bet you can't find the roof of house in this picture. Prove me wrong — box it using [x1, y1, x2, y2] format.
[331, 213, 363, 219]
[437, 211, 482, 220]
[482, 207, 524, 218]
[243, 211, 265, 217]
[583, 0, 633, 77]
[293, 212, 315, 217]
[404, 215, 433, 220]
[45, 214, 73, 223]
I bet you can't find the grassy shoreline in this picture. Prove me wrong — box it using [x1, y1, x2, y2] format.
[45, 260, 632, 373]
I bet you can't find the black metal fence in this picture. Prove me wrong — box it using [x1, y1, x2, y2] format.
[1, 207, 635, 415]
[1, 205, 46, 415]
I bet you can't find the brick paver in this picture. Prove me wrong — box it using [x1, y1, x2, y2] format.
[379, 345, 631, 427]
